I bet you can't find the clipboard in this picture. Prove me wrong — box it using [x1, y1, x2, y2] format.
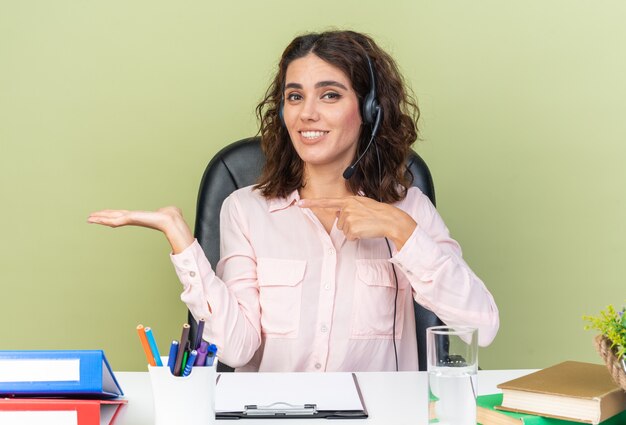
[215, 372, 368, 419]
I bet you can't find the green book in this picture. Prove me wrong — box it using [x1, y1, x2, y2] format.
[477, 393, 626, 425]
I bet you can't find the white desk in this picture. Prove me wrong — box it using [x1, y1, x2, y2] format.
[114, 369, 534, 425]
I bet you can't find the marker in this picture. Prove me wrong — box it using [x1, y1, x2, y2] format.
[167, 340, 179, 374]
[194, 318, 205, 350]
[136, 325, 156, 367]
[182, 350, 198, 377]
[173, 323, 190, 376]
[195, 341, 209, 366]
[144, 327, 163, 367]
[205, 344, 217, 367]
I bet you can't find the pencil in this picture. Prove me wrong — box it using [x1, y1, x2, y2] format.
[144, 327, 163, 367]
[136, 324, 156, 367]
[173, 323, 190, 376]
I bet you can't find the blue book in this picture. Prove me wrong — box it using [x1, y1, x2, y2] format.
[0, 350, 123, 398]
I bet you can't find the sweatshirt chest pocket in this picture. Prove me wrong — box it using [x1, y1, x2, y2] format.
[351, 259, 407, 339]
[257, 258, 306, 338]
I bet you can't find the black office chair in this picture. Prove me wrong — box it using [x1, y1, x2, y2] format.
[189, 136, 444, 372]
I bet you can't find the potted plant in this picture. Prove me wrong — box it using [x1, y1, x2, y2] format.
[584, 304, 626, 391]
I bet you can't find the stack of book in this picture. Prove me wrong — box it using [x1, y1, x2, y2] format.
[0, 350, 126, 425]
[477, 361, 626, 425]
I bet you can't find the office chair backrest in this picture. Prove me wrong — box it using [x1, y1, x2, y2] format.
[191, 136, 443, 371]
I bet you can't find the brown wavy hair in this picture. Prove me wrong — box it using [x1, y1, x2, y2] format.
[255, 30, 420, 203]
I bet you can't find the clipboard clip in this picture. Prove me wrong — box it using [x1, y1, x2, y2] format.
[244, 402, 318, 416]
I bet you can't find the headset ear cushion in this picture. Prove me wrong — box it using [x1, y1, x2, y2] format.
[362, 55, 380, 126]
[362, 95, 379, 125]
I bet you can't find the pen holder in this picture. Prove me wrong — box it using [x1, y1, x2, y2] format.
[148, 360, 218, 425]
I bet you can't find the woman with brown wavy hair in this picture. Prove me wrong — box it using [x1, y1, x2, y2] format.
[256, 30, 417, 204]
[89, 30, 499, 372]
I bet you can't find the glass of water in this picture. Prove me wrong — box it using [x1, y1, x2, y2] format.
[427, 326, 478, 425]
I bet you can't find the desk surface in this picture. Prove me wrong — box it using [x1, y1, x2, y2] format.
[115, 369, 534, 425]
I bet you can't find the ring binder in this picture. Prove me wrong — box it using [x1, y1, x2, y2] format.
[0, 350, 123, 398]
[244, 402, 317, 416]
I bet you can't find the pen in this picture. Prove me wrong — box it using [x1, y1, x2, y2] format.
[194, 318, 205, 350]
[182, 350, 198, 377]
[205, 343, 217, 367]
[136, 324, 156, 367]
[167, 340, 179, 374]
[144, 327, 163, 367]
[182, 350, 189, 373]
[195, 340, 209, 366]
[173, 323, 190, 376]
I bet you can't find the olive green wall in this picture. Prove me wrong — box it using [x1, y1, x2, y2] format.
[1, 1, 624, 371]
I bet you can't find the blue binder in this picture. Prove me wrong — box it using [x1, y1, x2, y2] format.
[0, 350, 123, 398]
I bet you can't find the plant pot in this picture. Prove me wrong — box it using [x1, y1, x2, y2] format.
[594, 335, 626, 391]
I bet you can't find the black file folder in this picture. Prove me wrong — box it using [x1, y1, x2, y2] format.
[215, 372, 368, 419]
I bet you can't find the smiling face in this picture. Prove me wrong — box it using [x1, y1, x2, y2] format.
[283, 53, 362, 175]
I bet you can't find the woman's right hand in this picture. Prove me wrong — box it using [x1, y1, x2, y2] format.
[87, 206, 194, 254]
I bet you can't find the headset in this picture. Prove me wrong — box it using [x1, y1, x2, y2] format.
[280, 53, 400, 371]
[343, 55, 382, 179]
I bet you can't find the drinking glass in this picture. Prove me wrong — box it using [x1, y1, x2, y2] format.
[427, 326, 478, 425]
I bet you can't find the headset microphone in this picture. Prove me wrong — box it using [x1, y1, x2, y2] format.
[342, 107, 381, 179]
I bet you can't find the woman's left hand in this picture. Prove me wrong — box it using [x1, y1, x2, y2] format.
[298, 196, 417, 250]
